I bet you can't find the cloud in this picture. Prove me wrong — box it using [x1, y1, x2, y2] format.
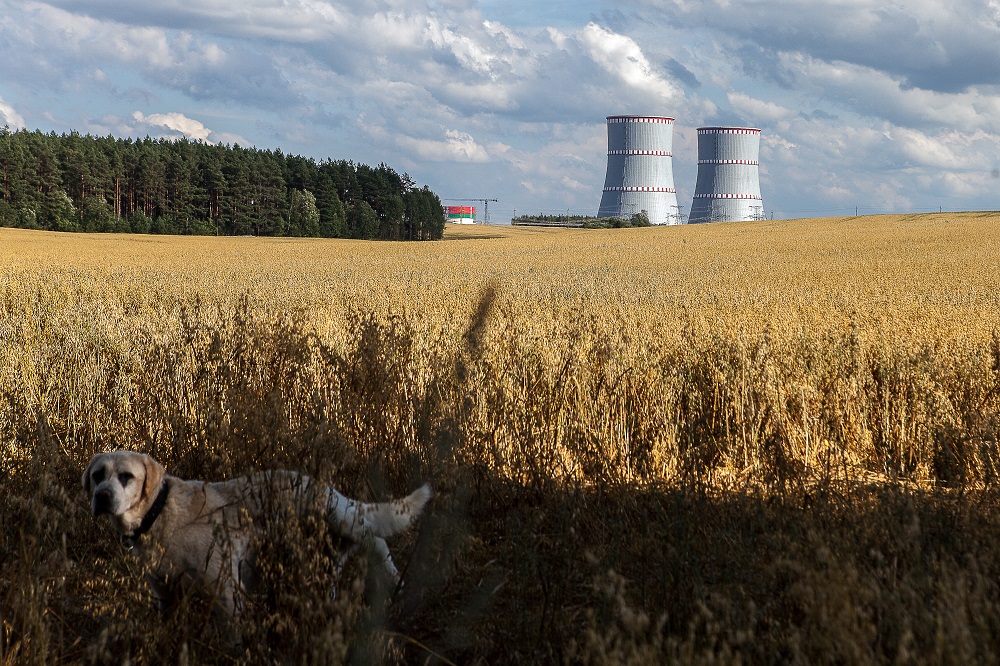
[132, 111, 212, 141]
[664, 58, 701, 88]
[640, 0, 1000, 93]
[487, 123, 608, 206]
[791, 56, 1000, 133]
[732, 44, 797, 89]
[36, 0, 350, 42]
[894, 127, 1000, 172]
[403, 129, 491, 163]
[0, 97, 26, 129]
[359, 116, 491, 163]
[0, 2, 297, 110]
[727, 91, 794, 124]
[577, 22, 683, 104]
[9, 1, 699, 127]
[128, 111, 256, 145]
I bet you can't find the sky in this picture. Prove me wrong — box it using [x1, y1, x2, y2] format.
[2, 0, 1000, 222]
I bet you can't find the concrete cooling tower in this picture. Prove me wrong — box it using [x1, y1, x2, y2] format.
[688, 127, 765, 224]
[597, 116, 681, 225]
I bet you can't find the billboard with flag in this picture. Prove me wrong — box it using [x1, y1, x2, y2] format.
[446, 205, 476, 223]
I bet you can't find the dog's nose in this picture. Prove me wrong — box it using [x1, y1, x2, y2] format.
[93, 489, 113, 515]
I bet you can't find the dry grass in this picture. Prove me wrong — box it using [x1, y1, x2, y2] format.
[3, 213, 1000, 664]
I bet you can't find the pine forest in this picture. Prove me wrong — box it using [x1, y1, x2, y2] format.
[0, 127, 446, 240]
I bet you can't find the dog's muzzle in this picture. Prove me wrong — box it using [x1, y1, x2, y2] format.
[93, 489, 113, 516]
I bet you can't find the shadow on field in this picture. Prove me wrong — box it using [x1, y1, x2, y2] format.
[5, 440, 1000, 665]
[4, 288, 1000, 664]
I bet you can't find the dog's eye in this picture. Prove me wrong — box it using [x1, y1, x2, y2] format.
[91, 469, 106, 484]
[118, 472, 134, 486]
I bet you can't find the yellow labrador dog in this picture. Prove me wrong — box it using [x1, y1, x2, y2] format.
[83, 450, 430, 616]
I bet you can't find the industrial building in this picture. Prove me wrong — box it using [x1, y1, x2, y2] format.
[597, 116, 682, 225]
[688, 127, 765, 224]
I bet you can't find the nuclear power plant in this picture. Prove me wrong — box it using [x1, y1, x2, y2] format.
[591, 117, 766, 225]
[687, 126, 765, 224]
[597, 116, 682, 225]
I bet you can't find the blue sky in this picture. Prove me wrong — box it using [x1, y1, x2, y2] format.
[2, 0, 999, 222]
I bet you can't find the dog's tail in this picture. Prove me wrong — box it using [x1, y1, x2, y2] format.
[326, 483, 431, 541]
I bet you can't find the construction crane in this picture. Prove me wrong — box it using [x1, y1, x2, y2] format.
[444, 198, 499, 224]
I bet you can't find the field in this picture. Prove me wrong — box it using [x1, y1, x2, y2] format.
[3, 213, 1000, 664]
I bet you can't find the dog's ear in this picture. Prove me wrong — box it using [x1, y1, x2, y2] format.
[140, 454, 166, 502]
[82, 454, 101, 496]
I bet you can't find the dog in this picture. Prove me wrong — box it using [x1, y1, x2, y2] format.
[82, 450, 430, 618]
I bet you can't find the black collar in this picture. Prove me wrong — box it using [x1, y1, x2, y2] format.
[125, 482, 170, 547]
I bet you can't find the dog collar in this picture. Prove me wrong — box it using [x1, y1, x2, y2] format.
[125, 482, 170, 547]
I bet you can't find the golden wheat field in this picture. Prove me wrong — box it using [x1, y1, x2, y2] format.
[4, 213, 1000, 664]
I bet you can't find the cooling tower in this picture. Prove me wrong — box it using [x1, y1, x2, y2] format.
[688, 127, 765, 224]
[597, 115, 680, 225]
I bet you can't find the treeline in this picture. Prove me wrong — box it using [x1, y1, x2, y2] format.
[512, 214, 591, 224]
[582, 211, 651, 229]
[0, 127, 445, 240]
[511, 211, 651, 228]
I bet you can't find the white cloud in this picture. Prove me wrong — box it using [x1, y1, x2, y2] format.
[727, 91, 794, 124]
[40, 0, 349, 42]
[895, 127, 1000, 172]
[0, 97, 26, 129]
[406, 129, 491, 162]
[0, 2, 296, 109]
[437, 80, 518, 112]
[577, 23, 683, 104]
[939, 170, 990, 197]
[424, 17, 507, 78]
[132, 111, 214, 142]
[869, 181, 912, 212]
[485, 123, 607, 206]
[360, 116, 491, 163]
[644, 0, 1000, 93]
[484, 20, 527, 51]
[794, 56, 1000, 133]
[547, 27, 570, 51]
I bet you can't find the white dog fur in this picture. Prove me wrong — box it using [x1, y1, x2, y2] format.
[83, 450, 430, 617]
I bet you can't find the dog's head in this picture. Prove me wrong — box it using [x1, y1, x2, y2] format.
[82, 451, 166, 532]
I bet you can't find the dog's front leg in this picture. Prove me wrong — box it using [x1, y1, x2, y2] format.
[370, 536, 399, 583]
[147, 572, 180, 617]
